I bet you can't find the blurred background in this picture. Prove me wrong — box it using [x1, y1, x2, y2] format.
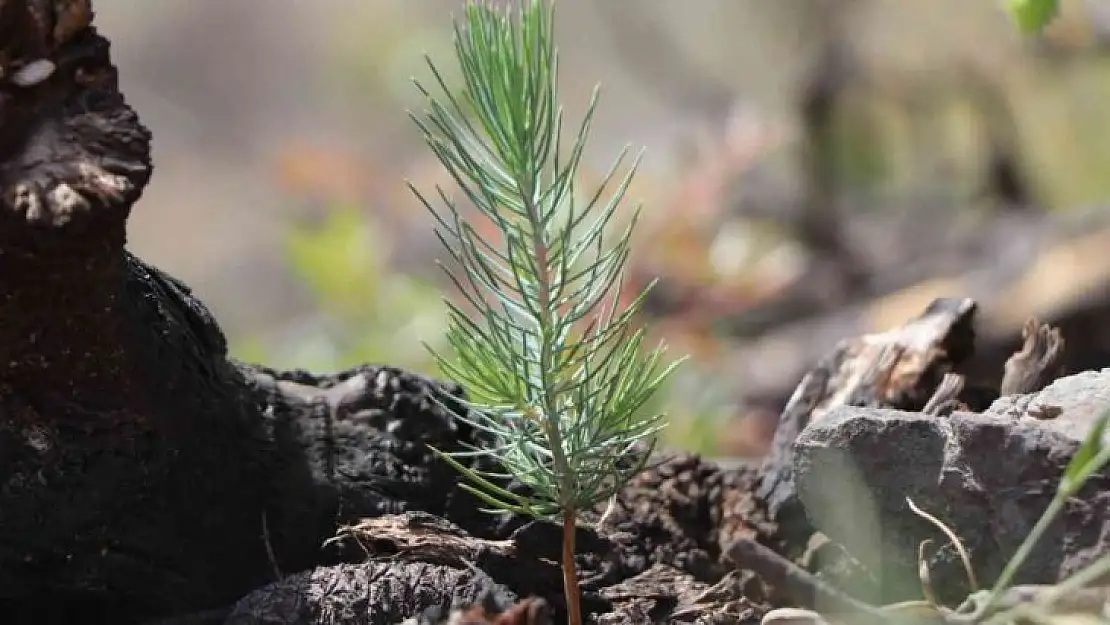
[98, 0, 1110, 458]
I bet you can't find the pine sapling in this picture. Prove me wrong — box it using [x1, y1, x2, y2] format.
[408, 1, 685, 623]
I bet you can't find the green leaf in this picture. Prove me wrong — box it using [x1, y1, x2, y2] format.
[1059, 409, 1110, 496]
[1004, 0, 1060, 34]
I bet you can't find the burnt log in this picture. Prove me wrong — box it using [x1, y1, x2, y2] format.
[0, 4, 510, 623]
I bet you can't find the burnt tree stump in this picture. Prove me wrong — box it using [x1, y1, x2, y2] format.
[0, 4, 506, 623]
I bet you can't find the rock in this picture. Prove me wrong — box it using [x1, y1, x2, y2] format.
[986, 368, 1110, 444]
[793, 368, 1110, 604]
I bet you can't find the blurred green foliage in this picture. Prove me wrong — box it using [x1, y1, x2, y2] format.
[234, 206, 448, 375]
[1005, 0, 1060, 34]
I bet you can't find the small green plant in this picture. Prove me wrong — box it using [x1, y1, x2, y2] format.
[1003, 0, 1060, 34]
[407, 1, 684, 623]
[234, 206, 446, 373]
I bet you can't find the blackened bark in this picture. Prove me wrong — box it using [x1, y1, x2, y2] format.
[0, 6, 499, 623]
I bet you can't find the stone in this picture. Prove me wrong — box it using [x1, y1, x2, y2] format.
[793, 369, 1110, 604]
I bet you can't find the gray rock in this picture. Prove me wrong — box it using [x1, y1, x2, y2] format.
[986, 368, 1110, 444]
[793, 369, 1110, 604]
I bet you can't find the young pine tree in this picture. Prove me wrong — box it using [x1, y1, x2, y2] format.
[409, 2, 684, 623]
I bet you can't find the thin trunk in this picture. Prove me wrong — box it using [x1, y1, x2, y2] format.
[562, 507, 582, 625]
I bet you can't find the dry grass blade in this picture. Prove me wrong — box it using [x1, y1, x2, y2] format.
[919, 538, 940, 607]
[907, 496, 979, 593]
